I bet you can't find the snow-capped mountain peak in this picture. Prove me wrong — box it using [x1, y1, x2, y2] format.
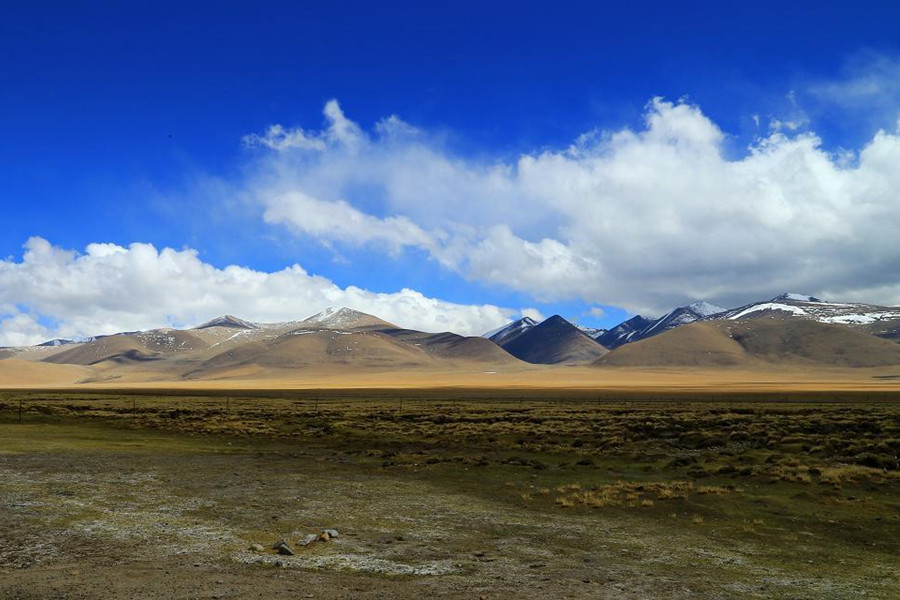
[194, 315, 259, 330]
[484, 316, 538, 346]
[687, 300, 726, 317]
[38, 338, 76, 347]
[597, 300, 724, 349]
[300, 307, 395, 330]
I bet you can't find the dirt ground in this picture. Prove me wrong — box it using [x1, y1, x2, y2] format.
[0, 391, 897, 599]
[0, 444, 706, 599]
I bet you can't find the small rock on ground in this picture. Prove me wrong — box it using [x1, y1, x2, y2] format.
[273, 540, 294, 555]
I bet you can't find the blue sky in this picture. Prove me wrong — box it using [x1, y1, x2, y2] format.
[2, 2, 900, 344]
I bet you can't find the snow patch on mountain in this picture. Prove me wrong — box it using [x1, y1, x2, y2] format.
[577, 325, 608, 339]
[821, 312, 900, 325]
[728, 303, 809, 319]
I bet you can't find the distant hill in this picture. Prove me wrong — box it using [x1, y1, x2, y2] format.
[3, 295, 900, 387]
[598, 293, 900, 351]
[596, 315, 655, 348]
[32, 306, 521, 379]
[194, 315, 259, 330]
[383, 328, 521, 364]
[299, 307, 397, 331]
[716, 293, 900, 327]
[598, 301, 724, 349]
[597, 319, 900, 368]
[193, 329, 436, 375]
[43, 334, 160, 366]
[502, 315, 608, 364]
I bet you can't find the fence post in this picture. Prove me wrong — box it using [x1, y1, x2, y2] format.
[18, 399, 23, 423]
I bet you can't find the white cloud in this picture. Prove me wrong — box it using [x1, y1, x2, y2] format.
[243, 96, 900, 314]
[587, 307, 605, 319]
[322, 99, 364, 147]
[0, 237, 527, 346]
[262, 191, 437, 255]
[808, 53, 900, 110]
[0, 312, 51, 348]
[10, 88, 898, 347]
[241, 99, 362, 151]
[242, 123, 326, 151]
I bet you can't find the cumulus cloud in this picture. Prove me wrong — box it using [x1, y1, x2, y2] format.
[243, 96, 900, 314]
[0, 312, 51, 348]
[0, 237, 526, 346]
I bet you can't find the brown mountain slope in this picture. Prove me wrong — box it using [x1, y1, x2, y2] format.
[299, 307, 398, 331]
[731, 319, 900, 367]
[131, 330, 207, 353]
[379, 329, 522, 364]
[43, 330, 207, 366]
[596, 322, 747, 367]
[43, 335, 162, 366]
[859, 317, 900, 344]
[190, 329, 435, 377]
[597, 319, 900, 368]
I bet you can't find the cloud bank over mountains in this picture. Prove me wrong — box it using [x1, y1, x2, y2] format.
[3, 86, 900, 346]
[0, 237, 523, 346]
[247, 97, 900, 315]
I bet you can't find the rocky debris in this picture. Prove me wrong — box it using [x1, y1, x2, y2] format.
[294, 529, 340, 547]
[248, 543, 265, 552]
[273, 540, 294, 556]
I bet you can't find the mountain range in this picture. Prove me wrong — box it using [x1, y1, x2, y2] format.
[2, 293, 900, 386]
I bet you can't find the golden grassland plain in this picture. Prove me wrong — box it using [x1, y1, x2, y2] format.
[5, 356, 900, 393]
[0, 387, 898, 599]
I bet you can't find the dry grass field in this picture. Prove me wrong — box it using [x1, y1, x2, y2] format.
[0, 387, 898, 599]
